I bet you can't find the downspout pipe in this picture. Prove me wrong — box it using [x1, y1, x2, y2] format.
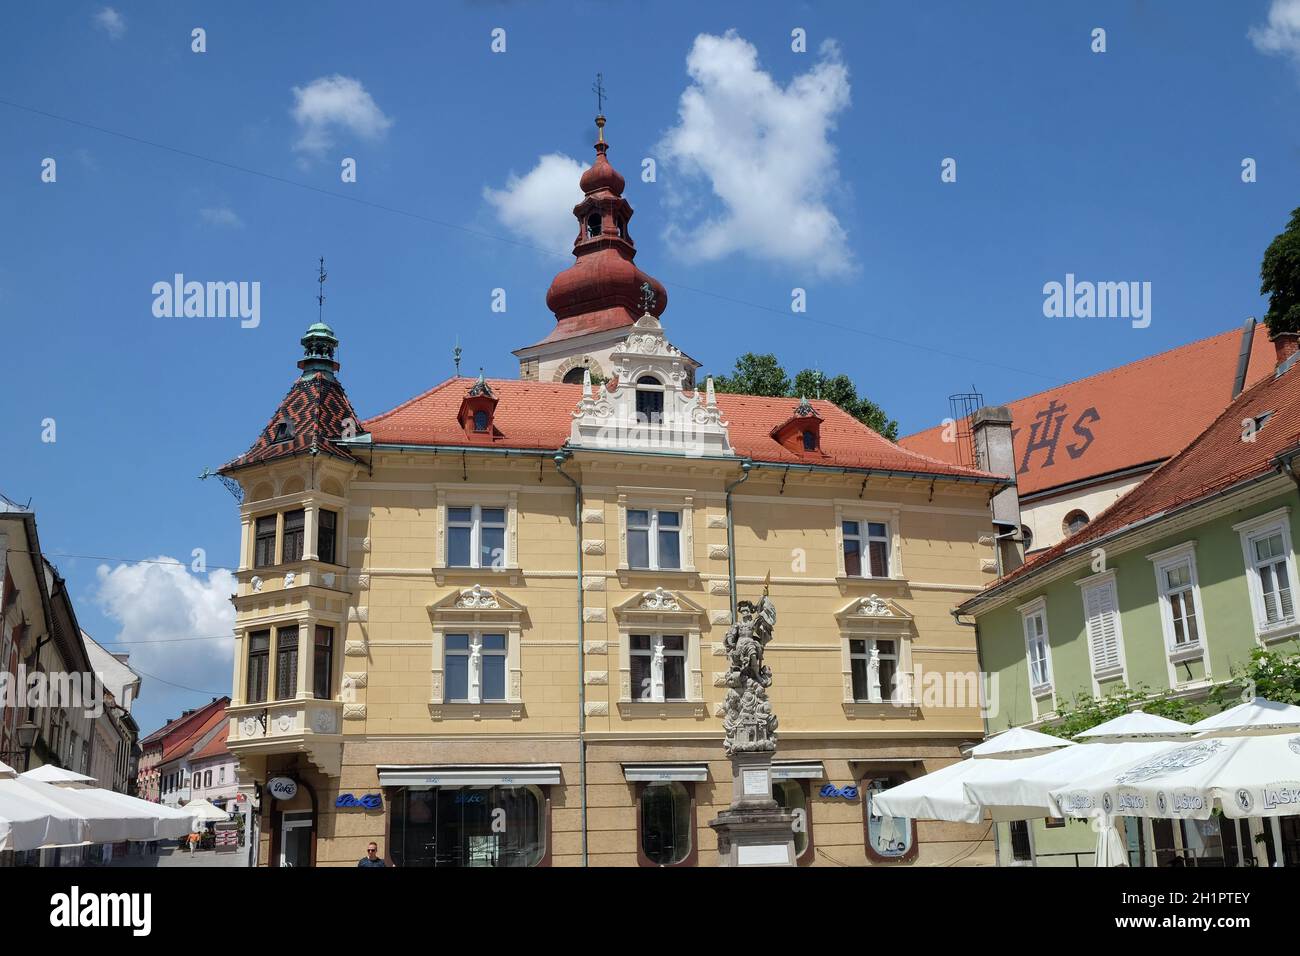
[725, 461, 752, 616]
[554, 451, 588, 866]
[951, 608, 1000, 863]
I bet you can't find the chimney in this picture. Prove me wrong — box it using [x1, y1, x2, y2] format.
[972, 405, 1024, 574]
[1273, 330, 1300, 369]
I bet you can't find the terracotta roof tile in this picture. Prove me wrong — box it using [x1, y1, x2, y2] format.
[362, 378, 998, 480]
[986, 354, 1300, 593]
[900, 325, 1275, 496]
[221, 373, 362, 473]
[189, 725, 231, 762]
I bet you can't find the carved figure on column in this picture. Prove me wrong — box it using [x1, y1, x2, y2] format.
[721, 594, 778, 756]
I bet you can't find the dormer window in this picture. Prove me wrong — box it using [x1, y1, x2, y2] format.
[586, 213, 602, 239]
[271, 420, 293, 443]
[473, 410, 490, 433]
[770, 398, 822, 456]
[635, 375, 664, 422]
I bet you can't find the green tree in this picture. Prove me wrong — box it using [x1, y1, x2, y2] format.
[711, 355, 898, 440]
[711, 352, 790, 397]
[1042, 685, 1204, 739]
[1210, 649, 1300, 708]
[1261, 206, 1300, 336]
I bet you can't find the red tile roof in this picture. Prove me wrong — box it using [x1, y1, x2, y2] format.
[189, 725, 231, 763]
[139, 697, 228, 748]
[974, 353, 1300, 597]
[899, 325, 1275, 497]
[362, 378, 998, 480]
[159, 706, 227, 765]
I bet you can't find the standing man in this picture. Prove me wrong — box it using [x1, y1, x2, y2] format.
[358, 842, 386, 867]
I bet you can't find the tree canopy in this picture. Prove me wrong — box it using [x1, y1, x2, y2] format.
[709, 352, 899, 441]
[1261, 206, 1300, 336]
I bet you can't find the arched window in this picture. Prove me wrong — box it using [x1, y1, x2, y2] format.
[616, 216, 627, 239]
[473, 409, 490, 433]
[640, 781, 692, 865]
[586, 213, 602, 238]
[1063, 510, 1090, 536]
[562, 367, 586, 385]
[635, 375, 664, 422]
[802, 430, 817, 451]
[1021, 525, 1034, 551]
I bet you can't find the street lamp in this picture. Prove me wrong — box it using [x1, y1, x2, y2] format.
[1, 721, 39, 772]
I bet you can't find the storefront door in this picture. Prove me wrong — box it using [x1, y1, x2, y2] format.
[280, 811, 313, 868]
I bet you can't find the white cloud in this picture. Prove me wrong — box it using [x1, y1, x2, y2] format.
[483, 153, 586, 252]
[199, 206, 244, 228]
[656, 31, 853, 277]
[290, 75, 394, 159]
[93, 558, 235, 698]
[1251, 0, 1300, 60]
[93, 6, 125, 39]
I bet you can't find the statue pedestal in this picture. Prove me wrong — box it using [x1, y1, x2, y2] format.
[709, 751, 797, 866]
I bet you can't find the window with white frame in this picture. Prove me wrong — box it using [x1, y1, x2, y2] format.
[1081, 576, 1124, 680]
[1150, 546, 1204, 653]
[627, 509, 681, 571]
[843, 520, 890, 578]
[1020, 602, 1052, 690]
[849, 638, 897, 702]
[629, 633, 686, 701]
[447, 505, 506, 569]
[443, 633, 507, 703]
[1244, 524, 1296, 630]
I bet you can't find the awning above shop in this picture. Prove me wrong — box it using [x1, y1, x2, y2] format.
[622, 763, 710, 783]
[771, 760, 825, 780]
[376, 764, 563, 787]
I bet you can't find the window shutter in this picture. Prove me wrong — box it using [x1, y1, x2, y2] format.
[1084, 582, 1121, 674]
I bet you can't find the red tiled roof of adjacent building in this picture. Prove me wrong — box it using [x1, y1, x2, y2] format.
[139, 696, 228, 748]
[973, 351, 1300, 598]
[362, 378, 999, 480]
[189, 725, 231, 763]
[159, 705, 228, 764]
[899, 325, 1275, 497]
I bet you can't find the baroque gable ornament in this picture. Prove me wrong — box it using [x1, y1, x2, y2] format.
[858, 595, 892, 616]
[456, 584, 499, 608]
[640, 586, 680, 611]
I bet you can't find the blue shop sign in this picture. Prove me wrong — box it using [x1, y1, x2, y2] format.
[336, 793, 383, 810]
[819, 784, 859, 800]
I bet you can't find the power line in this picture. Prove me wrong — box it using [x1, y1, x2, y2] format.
[0, 97, 1052, 381]
[122, 664, 227, 699]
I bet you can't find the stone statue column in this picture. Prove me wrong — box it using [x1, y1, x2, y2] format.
[708, 593, 797, 866]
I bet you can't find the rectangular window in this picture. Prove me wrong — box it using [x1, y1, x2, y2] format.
[313, 625, 334, 700]
[1251, 531, 1294, 626]
[447, 505, 507, 569]
[843, 520, 890, 577]
[1082, 578, 1123, 679]
[1152, 550, 1203, 653]
[318, 509, 337, 565]
[1021, 606, 1052, 690]
[254, 516, 277, 568]
[443, 633, 508, 703]
[849, 638, 897, 702]
[627, 509, 682, 571]
[246, 630, 270, 703]
[629, 633, 686, 702]
[275, 625, 300, 700]
[282, 509, 305, 563]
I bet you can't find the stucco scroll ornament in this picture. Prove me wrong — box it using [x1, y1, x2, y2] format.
[720, 594, 779, 757]
[858, 595, 891, 616]
[640, 587, 680, 611]
[456, 584, 499, 608]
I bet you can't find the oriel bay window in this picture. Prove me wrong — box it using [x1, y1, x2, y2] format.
[275, 625, 300, 700]
[447, 506, 506, 569]
[630, 634, 686, 702]
[444, 633, 507, 703]
[246, 630, 270, 703]
[254, 516, 277, 568]
[313, 625, 334, 699]
[627, 509, 680, 570]
[317, 509, 337, 565]
[281, 509, 305, 563]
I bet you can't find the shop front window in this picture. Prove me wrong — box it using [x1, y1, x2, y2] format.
[772, 780, 810, 860]
[389, 785, 546, 867]
[640, 781, 692, 865]
[862, 776, 915, 862]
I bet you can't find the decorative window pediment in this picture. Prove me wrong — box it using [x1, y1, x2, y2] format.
[428, 585, 526, 719]
[428, 584, 526, 623]
[835, 595, 913, 633]
[614, 588, 706, 624]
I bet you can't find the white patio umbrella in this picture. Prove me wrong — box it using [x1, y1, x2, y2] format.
[872, 727, 1074, 822]
[1048, 732, 1300, 821]
[1094, 817, 1130, 867]
[15, 773, 157, 843]
[1189, 697, 1300, 737]
[182, 798, 231, 824]
[1074, 712, 1195, 740]
[0, 760, 87, 852]
[22, 768, 198, 840]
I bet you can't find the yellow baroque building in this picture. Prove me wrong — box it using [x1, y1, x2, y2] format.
[218, 125, 1010, 867]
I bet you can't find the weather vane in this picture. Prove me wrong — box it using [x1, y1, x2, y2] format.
[593, 73, 607, 115]
[454, 338, 462, 377]
[316, 256, 327, 321]
[639, 281, 656, 314]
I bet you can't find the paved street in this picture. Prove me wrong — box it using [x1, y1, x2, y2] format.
[106, 841, 252, 868]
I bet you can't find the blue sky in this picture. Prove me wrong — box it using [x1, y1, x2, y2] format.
[4, 0, 1300, 734]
